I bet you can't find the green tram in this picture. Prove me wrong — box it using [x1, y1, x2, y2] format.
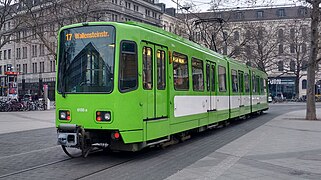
[56, 21, 268, 157]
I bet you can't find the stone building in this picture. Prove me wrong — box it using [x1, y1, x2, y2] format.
[0, 0, 172, 100]
[177, 5, 321, 99]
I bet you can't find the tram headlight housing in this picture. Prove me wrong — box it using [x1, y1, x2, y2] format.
[59, 110, 71, 120]
[96, 111, 111, 122]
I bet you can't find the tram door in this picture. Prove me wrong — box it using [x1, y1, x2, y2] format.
[207, 61, 217, 123]
[142, 42, 168, 120]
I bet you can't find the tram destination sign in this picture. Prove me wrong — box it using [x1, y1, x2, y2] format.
[66, 31, 110, 41]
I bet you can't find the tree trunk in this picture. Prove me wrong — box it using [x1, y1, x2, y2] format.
[306, 0, 319, 120]
[295, 73, 300, 99]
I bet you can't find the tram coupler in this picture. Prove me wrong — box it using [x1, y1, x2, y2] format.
[57, 124, 84, 147]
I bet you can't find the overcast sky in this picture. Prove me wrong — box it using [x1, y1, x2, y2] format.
[158, 0, 304, 12]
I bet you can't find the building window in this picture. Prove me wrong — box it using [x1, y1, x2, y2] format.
[235, 12, 243, 19]
[302, 60, 308, 71]
[32, 45, 37, 57]
[173, 52, 189, 90]
[0, 51, 2, 60]
[8, 49, 11, 59]
[134, 4, 139, 11]
[298, 7, 307, 16]
[22, 47, 27, 59]
[223, 45, 227, 55]
[111, 14, 118, 21]
[32, 62, 37, 73]
[218, 66, 226, 92]
[16, 64, 21, 72]
[192, 58, 204, 91]
[23, 63, 27, 74]
[278, 61, 284, 71]
[290, 61, 296, 72]
[234, 46, 240, 56]
[279, 44, 284, 54]
[145, 9, 150, 16]
[245, 30, 251, 40]
[258, 28, 263, 40]
[112, 0, 118, 4]
[290, 44, 295, 53]
[0, 66, 2, 74]
[301, 43, 307, 54]
[277, 9, 285, 17]
[3, 50, 6, 60]
[40, 44, 45, 56]
[256, 11, 263, 18]
[302, 79, 307, 89]
[16, 48, 21, 59]
[234, 31, 239, 41]
[278, 29, 283, 40]
[40, 62, 44, 73]
[125, 1, 131, 9]
[302, 27, 307, 39]
[290, 28, 295, 39]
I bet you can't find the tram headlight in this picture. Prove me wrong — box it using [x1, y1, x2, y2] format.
[104, 112, 111, 121]
[59, 110, 71, 120]
[96, 111, 111, 122]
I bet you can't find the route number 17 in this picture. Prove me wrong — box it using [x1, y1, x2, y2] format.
[66, 34, 72, 41]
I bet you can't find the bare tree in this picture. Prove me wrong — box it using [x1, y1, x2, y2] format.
[0, 0, 23, 49]
[17, 0, 98, 60]
[281, 20, 310, 99]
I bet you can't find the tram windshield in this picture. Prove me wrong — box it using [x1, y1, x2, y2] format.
[57, 25, 115, 94]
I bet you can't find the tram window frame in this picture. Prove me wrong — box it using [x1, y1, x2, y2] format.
[142, 46, 153, 90]
[119, 41, 138, 93]
[157, 50, 166, 90]
[260, 77, 264, 94]
[218, 65, 227, 92]
[206, 64, 210, 91]
[256, 76, 260, 94]
[252, 73, 256, 93]
[192, 58, 204, 91]
[231, 69, 238, 93]
[238, 71, 244, 93]
[211, 64, 216, 92]
[244, 73, 250, 93]
[173, 52, 189, 91]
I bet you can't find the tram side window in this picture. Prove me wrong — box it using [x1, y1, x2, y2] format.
[238, 71, 244, 93]
[218, 66, 226, 92]
[211, 65, 216, 92]
[260, 78, 264, 94]
[206, 64, 210, 91]
[157, 50, 166, 90]
[244, 73, 250, 93]
[143, 47, 153, 90]
[119, 41, 138, 92]
[231, 69, 238, 93]
[192, 58, 204, 91]
[173, 52, 189, 90]
[256, 76, 260, 93]
[252, 73, 256, 93]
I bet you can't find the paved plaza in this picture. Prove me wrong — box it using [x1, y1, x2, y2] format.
[167, 107, 321, 180]
[0, 110, 55, 134]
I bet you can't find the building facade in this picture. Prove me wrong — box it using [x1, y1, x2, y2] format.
[177, 6, 321, 99]
[0, 0, 173, 100]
